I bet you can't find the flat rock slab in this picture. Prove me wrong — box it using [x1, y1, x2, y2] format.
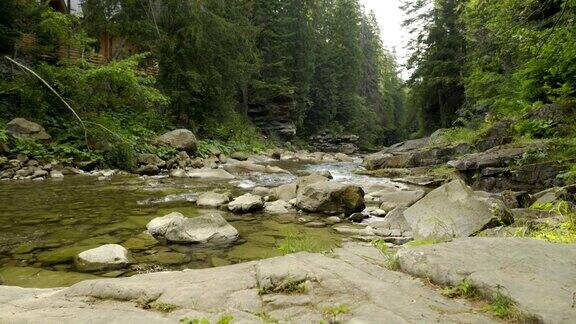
[0, 243, 494, 323]
[397, 237, 576, 323]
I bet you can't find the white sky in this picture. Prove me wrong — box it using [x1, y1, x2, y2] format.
[360, 0, 409, 77]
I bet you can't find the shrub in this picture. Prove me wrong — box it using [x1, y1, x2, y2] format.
[512, 119, 555, 139]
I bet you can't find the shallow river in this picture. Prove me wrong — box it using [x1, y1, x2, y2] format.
[0, 159, 399, 288]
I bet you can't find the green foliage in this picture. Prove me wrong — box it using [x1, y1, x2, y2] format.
[405, 238, 447, 246]
[322, 304, 351, 322]
[10, 138, 49, 160]
[512, 119, 555, 139]
[371, 239, 400, 270]
[522, 200, 576, 243]
[152, 303, 179, 313]
[484, 288, 522, 320]
[180, 318, 209, 324]
[440, 278, 479, 299]
[259, 278, 307, 295]
[277, 232, 329, 254]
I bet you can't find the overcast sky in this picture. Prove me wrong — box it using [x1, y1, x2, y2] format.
[360, 0, 409, 76]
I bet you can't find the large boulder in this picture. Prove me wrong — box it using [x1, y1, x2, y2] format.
[147, 212, 238, 244]
[270, 173, 329, 201]
[74, 244, 131, 272]
[295, 181, 365, 215]
[448, 144, 547, 171]
[228, 193, 264, 213]
[397, 237, 576, 323]
[379, 190, 426, 212]
[403, 179, 510, 240]
[154, 129, 197, 153]
[6, 118, 51, 141]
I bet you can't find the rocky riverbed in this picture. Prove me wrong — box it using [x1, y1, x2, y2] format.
[1, 136, 576, 322]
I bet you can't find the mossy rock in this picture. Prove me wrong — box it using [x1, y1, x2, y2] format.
[36, 245, 99, 265]
[122, 232, 159, 251]
[141, 251, 191, 265]
[0, 266, 99, 288]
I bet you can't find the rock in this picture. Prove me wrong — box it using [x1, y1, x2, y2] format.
[147, 212, 238, 244]
[510, 208, 555, 224]
[348, 213, 366, 222]
[135, 164, 160, 176]
[169, 169, 187, 178]
[313, 170, 333, 179]
[388, 137, 431, 153]
[264, 200, 294, 214]
[0, 242, 497, 323]
[154, 129, 197, 153]
[223, 161, 290, 174]
[309, 133, 359, 153]
[230, 152, 249, 161]
[6, 118, 51, 141]
[32, 169, 48, 178]
[404, 179, 510, 240]
[295, 182, 365, 215]
[137, 153, 165, 167]
[228, 193, 264, 213]
[379, 190, 426, 212]
[448, 144, 546, 171]
[0, 139, 8, 154]
[197, 192, 231, 208]
[141, 251, 191, 265]
[474, 120, 513, 152]
[334, 153, 353, 162]
[252, 186, 272, 197]
[363, 152, 394, 170]
[325, 216, 343, 225]
[397, 237, 576, 323]
[74, 244, 131, 272]
[122, 232, 159, 251]
[186, 168, 235, 180]
[272, 183, 298, 201]
[371, 207, 412, 234]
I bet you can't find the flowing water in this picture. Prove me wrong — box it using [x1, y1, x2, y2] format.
[0, 159, 396, 288]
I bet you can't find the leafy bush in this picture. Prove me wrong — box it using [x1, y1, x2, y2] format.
[512, 119, 555, 139]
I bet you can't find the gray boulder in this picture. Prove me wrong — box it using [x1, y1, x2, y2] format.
[147, 212, 238, 244]
[197, 192, 231, 208]
[154, 129, 197, 153]
[6, 118, 51, 141]
[295, 181, 365, 215]
[137, 154, 165, 167]
[228, 193, 264, 213]
[371, 207, 412, 235]
[186, 168, 235, 180]
[397, 237, 576, 323]
[264, 200, 294, 214]
[404, 179, 509, 240]
[379, 190, 426, 212]
[135, 164, 160, 176]
[74, 244, 131, 272]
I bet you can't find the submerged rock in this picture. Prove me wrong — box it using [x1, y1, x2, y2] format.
[147, 212, 238, 244]
[404, 179, 510, 240]
[74, 244, 131, 272]
[228, 193, 264, 213]
[295, 181, 365, 215]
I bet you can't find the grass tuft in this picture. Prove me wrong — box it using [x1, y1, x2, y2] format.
[277, 232, 329, 254]
[371, 239, 400, 270]
[322, 304, 351, 322]
[440, 278, 479, 299]
[153, 302, 179, 313]
[259, 278, 307, 295]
